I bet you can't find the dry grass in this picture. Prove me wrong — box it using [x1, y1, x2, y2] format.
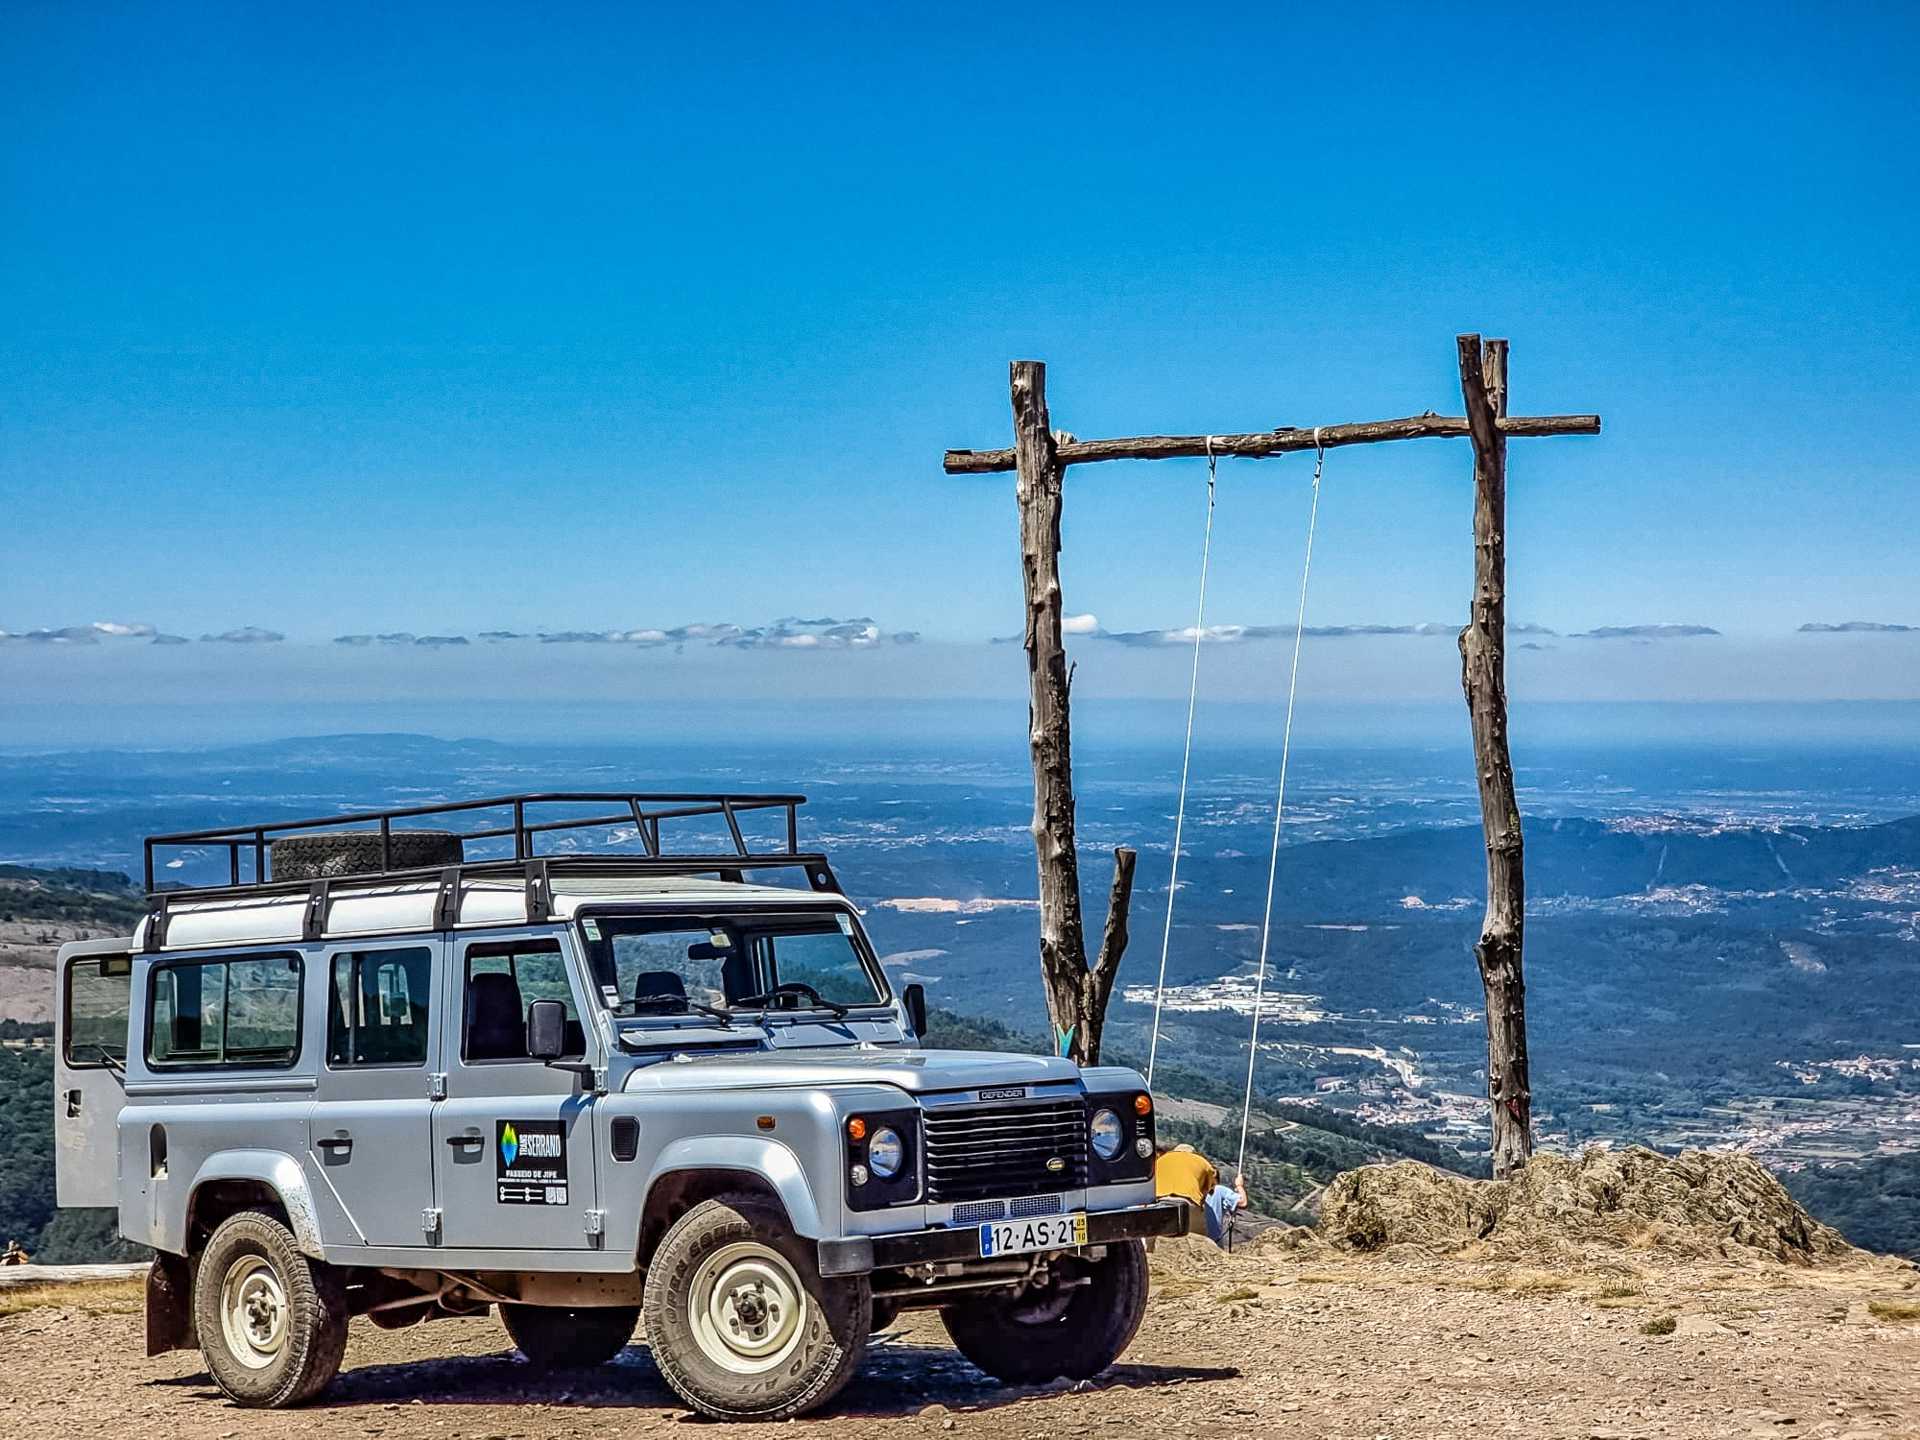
[0, 1278, 143, 1318]
[1868, 1298, 1920, 1323]
[1640, 1314, 1677, 1336]
[1589, 1282, 1647, 1309]
[1215, 1287, 1260, 1304]
[1293, 1272, 1350, 1286]
[1446, 1267, 1573, 1297]
[1150, 1274, 1210, 1300]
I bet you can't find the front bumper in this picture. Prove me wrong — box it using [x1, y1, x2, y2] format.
[817, 1200, 1184, 1277]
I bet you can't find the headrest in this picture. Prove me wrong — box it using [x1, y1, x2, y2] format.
[633, 969, 688, 1005]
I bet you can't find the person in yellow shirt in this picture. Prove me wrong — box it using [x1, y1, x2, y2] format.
[1154, 1144, 1249, 1247]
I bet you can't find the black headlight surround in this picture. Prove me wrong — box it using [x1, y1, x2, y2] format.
[844, 1105, 922, 1211]
[1085, 1089, 1155, 1185]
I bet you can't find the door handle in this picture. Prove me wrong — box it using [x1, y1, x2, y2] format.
[446, 1132, 486, 1149]
[66, 1089, 82, 1118]
[315, 1134, 354, 1155]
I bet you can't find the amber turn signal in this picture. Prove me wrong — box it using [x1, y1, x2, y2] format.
[1134, 1093, 1153, 1116]
[847, 1116, 868, 1142]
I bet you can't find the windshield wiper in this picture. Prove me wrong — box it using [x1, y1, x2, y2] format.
[627, 996, 749, 1027]
[729, 982, 850, 1020]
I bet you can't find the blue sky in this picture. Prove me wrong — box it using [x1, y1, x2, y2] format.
[4, 2, 1918, 712]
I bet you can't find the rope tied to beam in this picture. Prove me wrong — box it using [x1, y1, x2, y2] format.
[1237, 429, 1326, 1177]
[1145, 438, 1220, 1088]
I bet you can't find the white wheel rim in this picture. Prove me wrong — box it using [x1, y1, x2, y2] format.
[687, 1241, 809, 1375]
[219, 1255, 289, 1370]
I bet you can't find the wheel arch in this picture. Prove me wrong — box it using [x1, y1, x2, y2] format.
[637, 1137, 821, 1269]
[180, 1150, 326, 1260]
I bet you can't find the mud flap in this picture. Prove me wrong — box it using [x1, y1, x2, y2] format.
[145, 1253, 195, 1356]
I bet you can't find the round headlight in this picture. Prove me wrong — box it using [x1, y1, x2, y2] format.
[868, 1126, 904, 1179]
[1090, 1108, 1125, 1160]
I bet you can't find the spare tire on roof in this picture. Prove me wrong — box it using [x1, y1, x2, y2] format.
[271, 830, 464, 881]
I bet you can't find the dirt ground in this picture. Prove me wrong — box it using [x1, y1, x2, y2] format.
[4, 1242, 1918, 1440]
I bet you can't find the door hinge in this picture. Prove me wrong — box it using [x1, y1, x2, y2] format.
[427, 1072, 447, 1101]
[592, 1067, 609, 1096]
[422, 1207, 443, 1240]
[584, 1209, 605, 1239]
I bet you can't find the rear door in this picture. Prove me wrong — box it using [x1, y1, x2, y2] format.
[432, 934, 600, 1250]
[54, 941, 132, 1207]
[307, 942, 441, 1247]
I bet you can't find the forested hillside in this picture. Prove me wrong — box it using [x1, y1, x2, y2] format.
[1787, 1154, 1920, 1259]
[0, 867, 147, 1259]
[0, 864, 145, 927]
[0, 1031, 141, 1260]
[924, 1006, 1486, 1218]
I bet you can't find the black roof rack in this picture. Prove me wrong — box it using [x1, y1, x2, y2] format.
[141, 792, 837, 949]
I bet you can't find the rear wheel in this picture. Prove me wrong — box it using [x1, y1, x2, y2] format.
[499, 1303, 639, 1368]
[941, 1240, 1149, 1385]
[643, 1194, 870, 1420]
[191, 1210, 348, 1407]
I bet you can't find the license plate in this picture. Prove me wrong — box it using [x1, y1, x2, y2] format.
[978, 1212, 1088, 1257]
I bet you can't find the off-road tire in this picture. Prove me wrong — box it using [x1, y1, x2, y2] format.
[500, 1303, 639, 1368]
[643, 1194, 870, 1420]
[941, 1239, 1149, 1385]
[191, 1209, 349, 1407]
[270, 829, 463, 881]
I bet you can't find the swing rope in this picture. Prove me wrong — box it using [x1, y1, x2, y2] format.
[1236, 430, 1326, 1176]
[1145, 437, 1219, 1090]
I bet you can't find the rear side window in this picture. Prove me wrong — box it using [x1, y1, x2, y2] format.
[148, 953, 302, 1068]
[328, 947, 432, 1067]
[64, 954, 131, 1068]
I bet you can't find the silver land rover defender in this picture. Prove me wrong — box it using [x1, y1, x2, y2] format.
[53, 792, 1178, 1419]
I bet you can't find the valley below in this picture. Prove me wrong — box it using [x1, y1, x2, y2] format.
[2, 724, 1918, 1258]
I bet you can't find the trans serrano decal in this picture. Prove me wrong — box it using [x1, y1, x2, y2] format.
[496, 1119, 569, 1205]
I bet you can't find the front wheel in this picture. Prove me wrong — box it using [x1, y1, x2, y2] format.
[191, 1209, 349, 1407]
[500, 1303, 639, 1368]
[643, 1194, 870, 1420]
[941, 1240, 1149, 1385]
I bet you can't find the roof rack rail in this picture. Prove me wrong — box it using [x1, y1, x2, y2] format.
[142, 793, 833, 946]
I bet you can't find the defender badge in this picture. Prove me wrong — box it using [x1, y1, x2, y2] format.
[1045, 1156, 1066, 1174]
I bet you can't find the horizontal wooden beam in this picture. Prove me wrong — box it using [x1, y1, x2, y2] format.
[942, 411, 1601, 475]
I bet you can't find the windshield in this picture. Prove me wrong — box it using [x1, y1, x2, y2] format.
[579, 910, 886, 1019]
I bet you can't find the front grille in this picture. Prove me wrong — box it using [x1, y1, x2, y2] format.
[923, 1100, 1089, 1203]
[948, 1193, 1066, 1224]
[1007, 1193, 1064, 1219]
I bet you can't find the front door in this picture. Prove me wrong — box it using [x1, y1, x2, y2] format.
[54, 942, 132, 1208]
[432, 933, 599, 1250]
[307, 942, 441, 1247]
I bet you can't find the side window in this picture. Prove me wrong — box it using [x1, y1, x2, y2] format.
[328, 947, 433, 1067]
[463, 941, 583, 1062]
[64, 955, 132, 1068]
[148, 954, 301, 1068]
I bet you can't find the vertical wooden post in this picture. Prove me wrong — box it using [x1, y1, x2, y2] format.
[1009, 360, 1138, 1065]
[1457, 333, 1534, 1177]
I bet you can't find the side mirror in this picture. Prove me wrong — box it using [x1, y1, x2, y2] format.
[902, 983, 928, 1039]
[526, 999, 568, 1061]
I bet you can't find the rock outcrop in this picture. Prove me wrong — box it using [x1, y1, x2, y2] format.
[1318, 1146, 1856, 1264]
